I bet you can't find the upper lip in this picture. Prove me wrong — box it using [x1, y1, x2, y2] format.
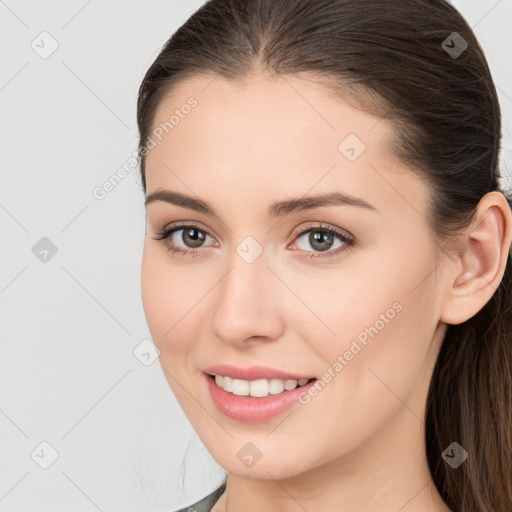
[203, 364, 315, 381]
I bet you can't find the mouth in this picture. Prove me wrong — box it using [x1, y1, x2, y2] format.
[204, 372, 319, 423]
[206, 373, 317, 398]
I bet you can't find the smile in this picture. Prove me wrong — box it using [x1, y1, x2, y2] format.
[204, 373, 319, 422]
[212, 374, 312, 397]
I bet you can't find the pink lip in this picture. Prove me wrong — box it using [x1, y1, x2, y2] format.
[203, 364, 314, 381]
[204, 373, 318, 423]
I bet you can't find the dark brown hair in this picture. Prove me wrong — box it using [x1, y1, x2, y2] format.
[136, 1, 512, 510]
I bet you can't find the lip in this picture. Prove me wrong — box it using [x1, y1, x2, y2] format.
[204, 373, 318, 423]
[203, 364, 315, 381]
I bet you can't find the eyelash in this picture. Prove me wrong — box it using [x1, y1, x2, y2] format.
[151, 221, 355, 259]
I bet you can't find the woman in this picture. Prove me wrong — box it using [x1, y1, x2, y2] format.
[137, 0, 512, 510]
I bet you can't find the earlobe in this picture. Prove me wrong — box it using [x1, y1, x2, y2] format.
[440, 192, 512, 325]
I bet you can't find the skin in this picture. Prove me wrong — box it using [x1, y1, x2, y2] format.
[140, 71, 512, 512]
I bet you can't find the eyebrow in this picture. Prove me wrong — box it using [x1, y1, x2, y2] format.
[144, 189, 377, 216]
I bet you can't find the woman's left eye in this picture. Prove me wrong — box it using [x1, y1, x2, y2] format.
[291, 223, 354, 258]
[151, 222, 355, 259]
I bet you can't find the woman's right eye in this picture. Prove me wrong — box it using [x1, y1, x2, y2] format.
[151, 224, 215, 256]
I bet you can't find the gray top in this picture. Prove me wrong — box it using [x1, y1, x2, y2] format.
[174, 481, 227, 512]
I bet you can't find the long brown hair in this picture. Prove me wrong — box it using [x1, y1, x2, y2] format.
[136, 1, 512, 510]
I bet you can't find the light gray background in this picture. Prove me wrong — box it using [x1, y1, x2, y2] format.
[1, 1, 511, 511]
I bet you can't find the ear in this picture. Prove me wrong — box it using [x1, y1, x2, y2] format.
[440, 191, 512, 325]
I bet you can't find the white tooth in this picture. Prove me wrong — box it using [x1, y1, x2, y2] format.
[269, 379, 285, 394]
[214, 375, 307, 396]
[231, 378, 249, 396]
[284, 379, 298, 391]
[223, 376, 233, 392]
[249, 379, 270, 397]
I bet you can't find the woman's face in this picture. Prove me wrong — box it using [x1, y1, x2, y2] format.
[141, 72, 449, 480]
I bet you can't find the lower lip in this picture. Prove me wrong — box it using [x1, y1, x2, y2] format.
[204, 373, 317, 423]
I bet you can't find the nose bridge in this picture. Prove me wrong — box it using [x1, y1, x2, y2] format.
[211, 238, 283, 343]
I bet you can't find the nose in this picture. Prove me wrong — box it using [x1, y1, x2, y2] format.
[211, 248, 285, 347]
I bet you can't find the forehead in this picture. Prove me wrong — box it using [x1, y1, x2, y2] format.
[157, 73, 387, 129]
[146, 73, 395, 170]
[143, 73, 428, 221]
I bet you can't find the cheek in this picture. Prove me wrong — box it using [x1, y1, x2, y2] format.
[141, 247, 167, 339]
[275, 255, 439, 467]
[141, 248, 202, 405]
[141, 245, 220, 376]
[140, 246, 191, 352]
[304, 236, 440, 407]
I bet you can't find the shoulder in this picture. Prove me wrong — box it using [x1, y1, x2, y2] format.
[173, 481, 227, 512]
